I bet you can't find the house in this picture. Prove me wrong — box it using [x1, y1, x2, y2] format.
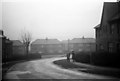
[94, 1, 120, 53]
[61, 37, 96, 53]
[61, 40, 69, 53]
[31, 39, 64, 54]
[0, 30, 3, 60]
[68, 37, 96, 52]
[12, 40, 25, 55]
[0, 30, 13, 60]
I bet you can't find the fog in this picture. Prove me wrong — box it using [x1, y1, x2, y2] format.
[1, 0, 117, 41]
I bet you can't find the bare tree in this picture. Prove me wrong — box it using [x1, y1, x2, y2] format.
[21, 31, 32, 55]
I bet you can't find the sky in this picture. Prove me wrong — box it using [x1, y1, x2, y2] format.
[1, 0, 117, 41]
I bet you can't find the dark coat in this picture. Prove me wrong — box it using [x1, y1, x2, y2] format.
[67, 53, 70, 60]
[72, 52, 75, 59]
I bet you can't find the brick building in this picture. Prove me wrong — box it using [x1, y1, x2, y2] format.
[12, 40, 25, 55]
[31, 39, 64, 54]
[67, 37, 96, 52]
[94, 2, 120, 53]
[0, 30, 13, 60]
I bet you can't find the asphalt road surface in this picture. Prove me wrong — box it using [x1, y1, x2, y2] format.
[5, 57, 118, 80]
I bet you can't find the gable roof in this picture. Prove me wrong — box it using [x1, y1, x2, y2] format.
[100, 2, 120, 26]
[109, 2, 120, 22]
[94, 24, 100, 29]
[70, 38, 95, 43]
[110, 11, 120, 22]
[32, 39, 60, 44]
[12, 40, 23, 46]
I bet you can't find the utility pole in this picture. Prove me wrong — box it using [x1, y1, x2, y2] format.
[68, 39, 69, 52]
[90, 43, 92, 65]
[46, 37, 48, 54]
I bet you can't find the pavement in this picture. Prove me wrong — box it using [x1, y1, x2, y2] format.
[3, 57, 120, 80]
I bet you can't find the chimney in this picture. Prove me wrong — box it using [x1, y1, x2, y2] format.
[0, 30, 3, 35]
[82, 36, 85, 39]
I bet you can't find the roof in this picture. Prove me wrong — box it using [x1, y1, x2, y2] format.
[12, 40, 23, 46]
[70, 38, 95, 43]
[110, 12, 120, 22]
[101, 2, 120, 25]
[94, 24, 100, 29]
[5, 39, 12, 43]
[32, 39, 60, 45]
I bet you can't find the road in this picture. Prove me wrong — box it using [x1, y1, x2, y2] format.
[5, 57, 117, 80]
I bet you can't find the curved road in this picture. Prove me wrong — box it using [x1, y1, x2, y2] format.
[5, 57, 116, 79]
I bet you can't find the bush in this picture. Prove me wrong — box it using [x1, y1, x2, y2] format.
[74, 51, 90, 64]
[2, 53, 42, 63]
[26, 53, 42, 60]
[73, 51, 120, 68]
[92, 51, 120, 68]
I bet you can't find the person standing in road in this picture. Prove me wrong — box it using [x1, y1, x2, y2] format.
[71, 51, 75, 62]
[66, 52, 70, 62]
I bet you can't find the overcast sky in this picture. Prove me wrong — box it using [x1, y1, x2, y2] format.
[1, 0, 117, 41]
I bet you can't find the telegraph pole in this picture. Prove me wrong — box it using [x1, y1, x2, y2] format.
[90, 43, 92, 65]
[46, 37, 48, 54]
[68, 39, 70, 52]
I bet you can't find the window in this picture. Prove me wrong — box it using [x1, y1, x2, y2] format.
[58, 50, 62, 53]
[117, 43, 120, 52]
[86, 44, 90, 47]
[41, 45, 44, 48]
[108, 43, 114, 53]
[78, 49, 82, 52]
[98, 30, 100, 38]
[58, 45, 62, 47]
[49, 50, 53, 53]
[96, 44, 98, 51]
[100, 44, 104, 50]
[118, 22, 120, 34]
[79, 44, 83, 47]
[96, 29, 99, 38]
[69, 44, 73, 48]
[117, 22, 120, 34]
[48, 45, 52, 48]
[110, 23, 116, 34]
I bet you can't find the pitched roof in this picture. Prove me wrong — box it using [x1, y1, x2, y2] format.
[110, 12, 120, 22]
[101, 2, 120, 25]
[109, 2, 120, 22]
[32, 39, 60, 44]
[70, 38, 95, 43]
[94, 24, 100, 29]
[12, 40, 23, 46]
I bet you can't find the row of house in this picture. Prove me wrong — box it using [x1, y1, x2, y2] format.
[30, 37, 96, 54]
[0, 29, 96, 58]
[94, 1, 120, 53]
[12, 40, 25, 55]
[0, 30, 26, 60]
[0, 30, 13, 59]
[31, 39, 64, 54]
[1, 1, 119, 58]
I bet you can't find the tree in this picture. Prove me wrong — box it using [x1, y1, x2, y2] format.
[21, 31, 32, 55]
